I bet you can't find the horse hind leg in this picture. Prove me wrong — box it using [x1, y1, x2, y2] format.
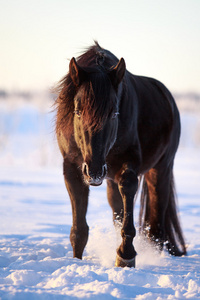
[140, 166, 186, 256]
[107, 179, 124, 227]
[139, 168, 167, 250]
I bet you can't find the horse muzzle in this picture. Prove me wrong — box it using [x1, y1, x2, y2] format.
[82, 162, 107, 186]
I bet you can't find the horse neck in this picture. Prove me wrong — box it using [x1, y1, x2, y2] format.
[120, 74, 138, 113]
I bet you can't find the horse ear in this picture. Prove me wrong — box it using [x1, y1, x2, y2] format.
[109, 58, 126, 89]
[69, 57, 85, 86]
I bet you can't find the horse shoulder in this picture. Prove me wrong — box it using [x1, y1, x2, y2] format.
[57, 129, 81, 163]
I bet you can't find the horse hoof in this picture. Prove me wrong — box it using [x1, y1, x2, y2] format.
[115, 254, 135, 268]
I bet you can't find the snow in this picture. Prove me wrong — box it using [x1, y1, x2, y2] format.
[0, 94, 200, 299]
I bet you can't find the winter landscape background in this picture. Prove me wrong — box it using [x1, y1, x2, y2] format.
[0, 91, 200, 299]
[1, 0, 200, 298]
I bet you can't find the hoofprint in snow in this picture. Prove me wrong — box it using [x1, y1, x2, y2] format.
[0, 99, 200, 299]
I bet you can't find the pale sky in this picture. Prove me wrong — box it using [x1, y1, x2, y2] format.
[0, 0, 200, 93]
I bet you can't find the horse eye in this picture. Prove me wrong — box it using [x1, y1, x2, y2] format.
[74, 110, 81, 118]
[112, 112, 119, 119]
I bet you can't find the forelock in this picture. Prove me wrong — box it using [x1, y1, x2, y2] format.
[80, 72, 115, 131]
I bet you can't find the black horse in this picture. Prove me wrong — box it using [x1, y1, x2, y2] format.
[55, 42, 186, 267]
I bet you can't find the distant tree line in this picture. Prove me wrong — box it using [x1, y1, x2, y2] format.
[0, 89, 33, 100]
[173, 92, 200, 102]
[0, 89, 200, 107]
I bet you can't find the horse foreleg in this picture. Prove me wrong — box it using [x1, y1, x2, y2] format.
[115, 166, 138, 268]
[63, 159, 89, 259]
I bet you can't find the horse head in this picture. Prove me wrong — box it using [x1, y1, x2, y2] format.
[69, 56, 125, 186]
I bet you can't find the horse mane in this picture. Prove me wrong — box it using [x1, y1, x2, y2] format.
[55, 42, 120, 134]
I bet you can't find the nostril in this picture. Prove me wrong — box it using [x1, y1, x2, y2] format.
[82, 162, 89, 177]
[102, 164, 107, 177]
[82, 162, 107, 180]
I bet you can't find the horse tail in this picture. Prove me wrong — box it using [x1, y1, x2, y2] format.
[139, 174, 187, 256]
[165, 174, 187, 256]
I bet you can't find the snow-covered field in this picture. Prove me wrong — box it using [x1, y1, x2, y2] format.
[0, 94, 200, 299]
